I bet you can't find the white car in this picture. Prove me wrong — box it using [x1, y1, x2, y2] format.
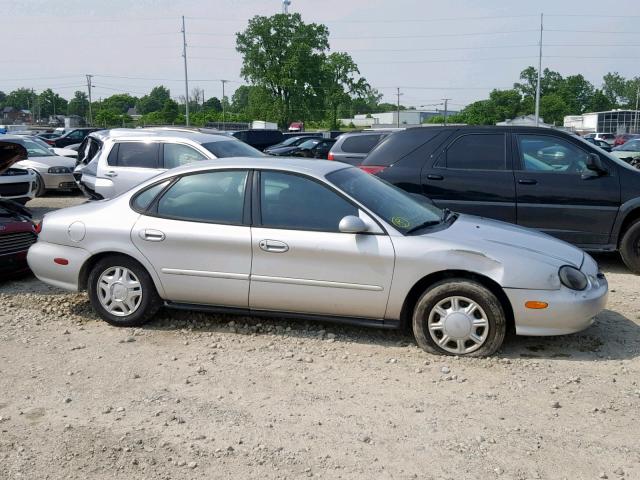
[0, 141, 37, 204]
[3, 135, 77, 196]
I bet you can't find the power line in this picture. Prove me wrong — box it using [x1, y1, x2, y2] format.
[187, 29, 539, 39]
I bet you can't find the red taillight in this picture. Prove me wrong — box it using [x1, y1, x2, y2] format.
[34, 222, 42, 234]
[54, 258, 69, 265]
[327, 151, 334, 160]
[45, 139, 55, 146]
[359, 165, 387, 175]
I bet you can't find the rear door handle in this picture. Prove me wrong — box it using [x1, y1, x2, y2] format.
[259, 239, 289, 253]
[518, 179, 538, 185]
[140, 229, 165, 242]
[104, 171, 118, 178]
[426, 174, 444, 180]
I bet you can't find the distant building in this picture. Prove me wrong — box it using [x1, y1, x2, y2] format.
[340, 109, 458, 128]
[1, 107, 32, 124]
[496, 114, 553, 127]
[126, 107, 142, 120]
[564, 110, 640, 135]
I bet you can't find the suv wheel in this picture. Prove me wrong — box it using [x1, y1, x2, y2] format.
[87, 255, 161, 327]
[620, 219, 640, 273]
[412, 279, 506, 357]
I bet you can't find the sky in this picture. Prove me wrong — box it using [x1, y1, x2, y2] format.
[1, 0, 639, 112]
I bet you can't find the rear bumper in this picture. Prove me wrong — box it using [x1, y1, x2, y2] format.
[505, 276, 608, 336]
[27, 241, 90, 291]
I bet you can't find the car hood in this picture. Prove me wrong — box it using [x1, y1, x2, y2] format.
[17, 155, 76, 169]
[0, 199, 32, 222]
[429, 214, 584, 268]
[0, 141, 28, 174]
[52, 147, 78, 157]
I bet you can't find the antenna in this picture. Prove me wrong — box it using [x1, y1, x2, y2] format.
[282, 0, 291, 14]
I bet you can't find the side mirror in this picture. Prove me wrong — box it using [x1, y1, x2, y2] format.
[339, 215, 368, 234]
[586, 153, 605, 173]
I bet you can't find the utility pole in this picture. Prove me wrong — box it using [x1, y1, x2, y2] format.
[181, 15, 190, 126]
[534, 13, 543, 127]
[396, 87, 403, 128]
[635, 83, 640, 134]
[86, 74, 93, 125]
[282, 0, 291, 14]
[441, 98, 451, 125]
[221, 79, 228, 127]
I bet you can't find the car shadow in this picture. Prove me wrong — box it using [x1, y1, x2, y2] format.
[592, 252, 631, 275]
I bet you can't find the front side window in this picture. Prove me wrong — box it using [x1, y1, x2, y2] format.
[163, 143, 207, 169]
[114, 142, 159, 168]
[446, 134, 506, 170]
[260, 171, 357, 232]
[156, 170, 247, 224]
[517, 135, 589, 173]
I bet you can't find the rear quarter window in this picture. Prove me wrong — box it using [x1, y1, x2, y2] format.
[340, 135, 383, 154]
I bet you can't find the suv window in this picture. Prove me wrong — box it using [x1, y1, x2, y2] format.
[67, 130, 85, 140]
[340, 134, 383, 153]
[156, 170, 247, 223]
[517, 135, 589, 173]
[111, 142, 159, 168]
[163, 143, 207, 169]
[446, 134, 506, 170]
[260, 171, 357, 232]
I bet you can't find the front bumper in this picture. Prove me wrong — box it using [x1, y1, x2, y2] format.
[27, 241, 90, 291]
[505, 273, 608, 336]
[43, 172, 77, 190]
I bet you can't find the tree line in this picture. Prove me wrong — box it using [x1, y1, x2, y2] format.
[1, 12, 638, 129]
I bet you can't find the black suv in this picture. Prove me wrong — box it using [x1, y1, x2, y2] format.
[362, 126, 640, 272]
[46, 128, 101, 148]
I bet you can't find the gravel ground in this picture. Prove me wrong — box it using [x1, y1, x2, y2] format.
[0, 195, 639, 479]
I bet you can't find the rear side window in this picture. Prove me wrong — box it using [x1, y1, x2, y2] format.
[111, 142, 159, 168]
[163, 143, 207, 169]
[156, 170, 248, 224]
[446, 134, 506, 170]
[340, 134, 383, 153]
[132, 180, 170, 211]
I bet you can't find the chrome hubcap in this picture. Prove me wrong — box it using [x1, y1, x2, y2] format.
[97, 266, 142, 317]
[427, 296, 489, 354]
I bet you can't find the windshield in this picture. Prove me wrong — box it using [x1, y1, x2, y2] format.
[202, 140, 264, 158]
[14, 138, 52, 158]
[299, 139, 320, 149]
[29, 136, 56, 151]
[278, 137, 305, 147]
[574, 135, 636, 170]
[326, 167, 443, 234]
[618, 140, 640, 152]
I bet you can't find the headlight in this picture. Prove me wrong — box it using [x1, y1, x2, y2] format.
[559, 265, 588, 291]
[48, 166, 71, 174]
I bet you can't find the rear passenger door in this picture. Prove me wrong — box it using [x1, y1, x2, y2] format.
[421, 131, 516, 223]
[102, 141, 164, 196]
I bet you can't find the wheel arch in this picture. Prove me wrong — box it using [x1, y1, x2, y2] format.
[398, 269, 515, 334]
[617, 206, 640, 248]
[78, 250, 165, 297]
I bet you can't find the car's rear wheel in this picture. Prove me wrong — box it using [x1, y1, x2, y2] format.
[412, 279, 506, 357]
[620, 219, 640, 273]
[87, 255, 161, 327]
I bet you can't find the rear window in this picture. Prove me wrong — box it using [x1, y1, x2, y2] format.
[340, 134, 383, 154]
[202, 140, 263, 158]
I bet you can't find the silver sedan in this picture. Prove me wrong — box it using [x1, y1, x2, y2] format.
[27, 157, 608, 356]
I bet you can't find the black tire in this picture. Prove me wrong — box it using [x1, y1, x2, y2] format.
[87, 255, 161, 327]
[32, 171, 45, 197]
[620, 219, 640, 273]
[412, 279, 506, 357]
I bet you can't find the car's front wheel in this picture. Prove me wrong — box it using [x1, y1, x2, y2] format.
[619, 219, 640, 273]
[412, 279, 506, 357]
[87, 255, 161, 327]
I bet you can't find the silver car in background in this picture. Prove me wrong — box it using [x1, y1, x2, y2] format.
[328, 131, 390, 165]
[28, 158, 607, 357]
[74, 128, 264, 199]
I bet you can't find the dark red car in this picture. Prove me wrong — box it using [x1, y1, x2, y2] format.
[613, 133, 640, 147]
[0, 142, 37, 278]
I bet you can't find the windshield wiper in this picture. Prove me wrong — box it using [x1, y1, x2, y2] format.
[405, 220, 441, 235]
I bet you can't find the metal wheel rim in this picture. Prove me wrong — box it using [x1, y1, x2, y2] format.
[97, 266, 143, 317]
[31, 171, 44, 196]
[427, 296, 489, 355]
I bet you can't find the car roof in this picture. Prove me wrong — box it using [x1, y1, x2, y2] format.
[154, 156, 350, 179]
[89, 128, 232, 144]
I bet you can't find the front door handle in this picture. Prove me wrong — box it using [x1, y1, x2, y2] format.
[140, 229, 165, 242]
[104, 171, 118, 178]
[259, 239, 289, 253]
[518, 178, 538, 185]
[427, 174, 444, 180]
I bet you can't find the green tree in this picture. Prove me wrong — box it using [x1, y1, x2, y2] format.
[100, 94, 138, 114]
[137, 86, 171, 114]
[321, 52, 370, 129]
[587, 89, 613, 112]
[602, 72, 628, 106]
[67, 91, 89, 118]
[540, 93, 570, 125]
[236, 13, 329, 127]
[558, 75, 594, 114]
[204, 96, 222, 112]
[38, 89, 67, 118]
[5, 88, 35, 110]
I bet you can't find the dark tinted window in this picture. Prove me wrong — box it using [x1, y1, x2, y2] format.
[362, 129, 444, 167]
[260, 171, 357, 232]
[67, 130, 85, 140]
[340, 134, 383, 153]
[202, 141, 263, 158]
[115, 142, 159, 168]
[446, 134, 506, 170]
[157, 171, 247, 223]
[132, 180, 170, 211]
